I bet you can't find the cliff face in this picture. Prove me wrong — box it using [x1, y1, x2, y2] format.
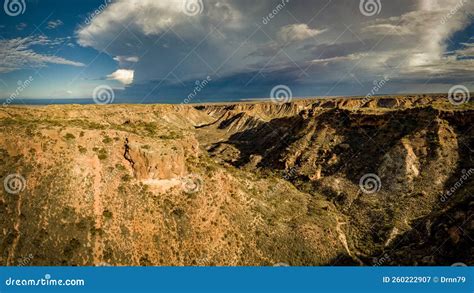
[0, 96, 472, 266]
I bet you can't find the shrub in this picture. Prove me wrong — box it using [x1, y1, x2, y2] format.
[94, 148, 108, 160]
[64, 133, 75, 141]
[78, 146, 87, 154]
[103, 210, 113, 219]
[102, 136, 113, 144]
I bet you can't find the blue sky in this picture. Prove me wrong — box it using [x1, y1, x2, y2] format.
[0, 0, 473, 104]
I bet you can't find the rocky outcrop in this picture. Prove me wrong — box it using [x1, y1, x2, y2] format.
[124, 139, 196, 181]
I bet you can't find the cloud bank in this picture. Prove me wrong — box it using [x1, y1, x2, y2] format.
[74, 0, 474, 100]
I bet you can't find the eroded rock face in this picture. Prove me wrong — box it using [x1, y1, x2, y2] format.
[124, 139, 197, 181]
[379, 139, 424, 193]
[0, 96, 472, 266]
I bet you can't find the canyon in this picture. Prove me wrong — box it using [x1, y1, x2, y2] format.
[0, 95, 472, 266]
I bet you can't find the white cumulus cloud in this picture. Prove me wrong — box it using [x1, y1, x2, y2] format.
[107, 69, 135, 85]
[77, 0, 242, 48]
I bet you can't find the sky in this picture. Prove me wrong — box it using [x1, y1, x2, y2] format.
[0, 0, 473, 104]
